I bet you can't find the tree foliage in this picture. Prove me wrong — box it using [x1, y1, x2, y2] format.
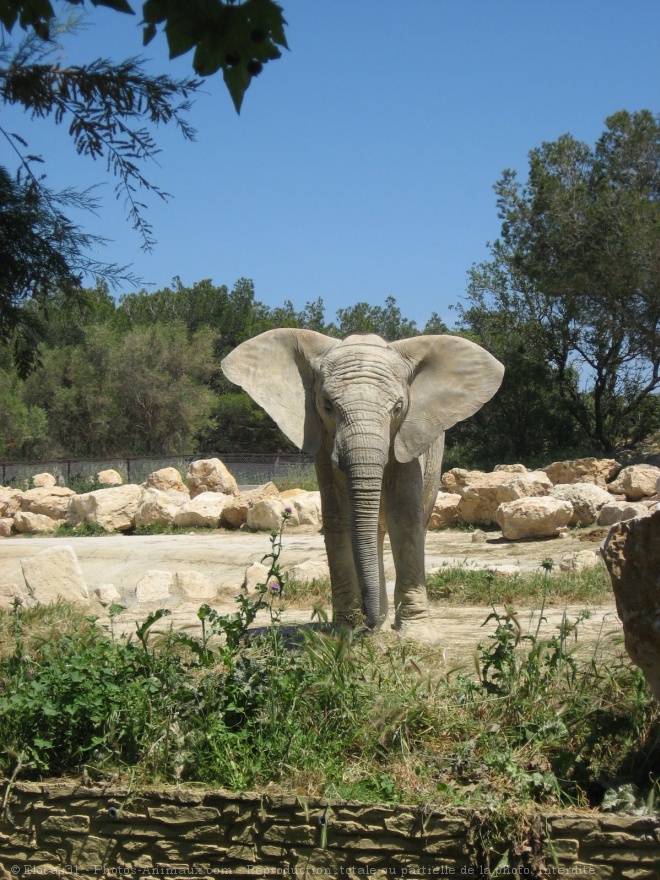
[459, 110, 660, 455]
[0, 0, 287, 372]
[1, 0, 288, 112]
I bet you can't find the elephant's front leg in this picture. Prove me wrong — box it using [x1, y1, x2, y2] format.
[383, 458, 432, 635]
[315, 448, 362, 627]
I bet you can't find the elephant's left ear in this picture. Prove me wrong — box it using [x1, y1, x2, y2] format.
[390, 335, 504, 463]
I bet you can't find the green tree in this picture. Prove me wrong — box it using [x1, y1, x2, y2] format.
[0, 355, 49, 459]
[460, 110, 660, 455]
[0, 0, 287, 371]
[331, 296, 419, 341]
[22, 323, 217, 455]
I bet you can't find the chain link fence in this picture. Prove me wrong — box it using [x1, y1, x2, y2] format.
[0, 453, 316, 490]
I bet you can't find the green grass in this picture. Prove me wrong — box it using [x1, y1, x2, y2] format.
[427, 562, 613, 606]
[280, 565, 613, 608]
[283, 575, 332, 605]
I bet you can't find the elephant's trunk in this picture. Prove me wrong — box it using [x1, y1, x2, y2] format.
[336, 425, 389, 630]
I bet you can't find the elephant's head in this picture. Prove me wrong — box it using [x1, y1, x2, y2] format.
[222, 330, 504, 628]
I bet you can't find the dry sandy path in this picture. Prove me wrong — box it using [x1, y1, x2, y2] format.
[1, 527, 620, 659]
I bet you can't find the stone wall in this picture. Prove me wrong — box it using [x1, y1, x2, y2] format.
[1, 783, 659, 879]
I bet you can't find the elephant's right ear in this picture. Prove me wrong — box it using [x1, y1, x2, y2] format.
[221, 329, 339, 454]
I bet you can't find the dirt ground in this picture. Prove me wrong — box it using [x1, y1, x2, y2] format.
[2, 525, 622, 661]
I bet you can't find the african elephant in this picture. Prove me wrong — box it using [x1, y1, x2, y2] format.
[221, 330, 504, 636]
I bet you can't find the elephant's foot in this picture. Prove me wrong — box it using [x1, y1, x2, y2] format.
[334, 610, 390, 635]
[392, 614, 441, 644]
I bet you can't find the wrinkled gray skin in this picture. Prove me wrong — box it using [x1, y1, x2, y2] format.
[222, 331, 504, 636]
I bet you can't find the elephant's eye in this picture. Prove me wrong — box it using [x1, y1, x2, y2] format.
[392, 399, 404, 417]
[323, 399, 333, 414]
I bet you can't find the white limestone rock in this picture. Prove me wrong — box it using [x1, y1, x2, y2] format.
[94, 584, 122, 604]
[21, 486, 75, 519]
[174, 492, 228, 528]
[286, 560, 330, 584]
[144, 467, 188, 494]
[280, 489, 322, 527]
[442, 468, 553, 526]
[542, 457, 621, 487]
[247, 497, 290, 531]
[0, 487, 24, 518]
[97, 469, 123, 486]
[187, 458, 239, 498]
[135, 488, 189, 528]
[242, 562, 271, 592]
[0, 517, 14, 537]
[598, 501, 651, 527]
[175, 571, 217, 601]
[428, 493, 462, 529]
[68, 484, 143, 532]
[32, 472, 57, 489]
[221, 482, 280, 529]
[495, 497, 573, 540]
[559, 550, 600, 572]
[13, 511, 59, 533]
[551, 483, 613, 526]
[608, 464, 660, 501]
[135, 570, 174, 603]
[20, 545, 89, 605]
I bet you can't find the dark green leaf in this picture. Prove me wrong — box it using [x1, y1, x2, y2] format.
[91, 0, 135, 14]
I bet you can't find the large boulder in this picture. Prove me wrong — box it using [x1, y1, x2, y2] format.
[21, 486, 75, 520]
[13, 511, 59, 533]
[247, 497, 291, 531]
[601, 508, 660, 699]
[174, 492, 228, 528]
[280, 489, 322, 527]
[97, 469, 123, 486]
[542, 457, 621, 487]
[551, 483, 613, 526]
[221, 482, 280, 529]
[144, 467, 188, 494]
[598, 501, 653, 527]
[68, 484, 143, 532]
[0, 517, 13, 537]
[242, 562, 270, 592]
[186, 458, 239, 499]
[20, 545, 89, 605]
[286, 560, 330, 584]
[607, 464, 660, 501]
[135, 488, 189, 528]
[32, 472, 57, 489]
[175, 571, 217, 601]
[0, 487, 24, 518]
[442, 468, 553, 526]
[495, 497, 573, 540]
[428, 493, 462, 529]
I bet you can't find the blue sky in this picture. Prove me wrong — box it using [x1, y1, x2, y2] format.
[2, 1, 659, 329]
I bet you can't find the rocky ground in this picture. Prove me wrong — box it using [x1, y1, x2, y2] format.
[2, 526, 621, 663]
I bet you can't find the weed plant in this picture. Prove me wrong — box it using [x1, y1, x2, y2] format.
[0, 520, 656, 814]
[55, 522, 110, 538]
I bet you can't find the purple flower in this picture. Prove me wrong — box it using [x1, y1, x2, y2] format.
[269, 581, 281, 593]
[284, 506, 292, 514]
